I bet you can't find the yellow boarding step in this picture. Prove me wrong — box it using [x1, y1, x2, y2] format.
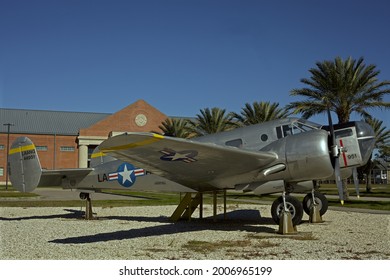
[170, 193, 202, 222]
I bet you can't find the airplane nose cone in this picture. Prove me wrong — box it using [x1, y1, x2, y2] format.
[355, 121, 376, 164]
[355, 121, 375, 138]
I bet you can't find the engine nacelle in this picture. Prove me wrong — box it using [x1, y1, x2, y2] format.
[259, 130, 334, 182]
[285, 129, 334, 181]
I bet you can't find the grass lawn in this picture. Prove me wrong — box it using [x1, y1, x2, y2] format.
[0, 184, 389, 211]
[319, 183, 390, 198]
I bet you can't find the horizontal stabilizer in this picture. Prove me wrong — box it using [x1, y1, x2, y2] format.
[40, 169, 93, 187]
[9, 137, 93, 192]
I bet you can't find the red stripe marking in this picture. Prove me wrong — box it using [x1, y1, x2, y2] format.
[134, 169, 145, 176]
[339, 139, 348, 166]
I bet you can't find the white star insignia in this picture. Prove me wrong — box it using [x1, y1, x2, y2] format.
[119, 164, 134, 184]
[169, 152, 189, 161]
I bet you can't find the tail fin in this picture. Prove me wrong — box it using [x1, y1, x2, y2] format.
[8, 137, 42, 192]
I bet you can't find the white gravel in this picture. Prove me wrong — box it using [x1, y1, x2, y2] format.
[0, 205, 389, 260]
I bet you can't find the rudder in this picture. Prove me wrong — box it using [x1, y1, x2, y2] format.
[8, 137, 42, 192]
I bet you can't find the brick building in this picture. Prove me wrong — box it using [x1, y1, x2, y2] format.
[0, 100, 168, 184]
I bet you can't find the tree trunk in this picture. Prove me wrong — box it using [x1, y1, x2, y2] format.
[366, 172, 372, 193]
[365, 160, 373, 192]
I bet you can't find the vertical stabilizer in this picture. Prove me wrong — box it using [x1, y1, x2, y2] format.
[9, 137, 42, 192]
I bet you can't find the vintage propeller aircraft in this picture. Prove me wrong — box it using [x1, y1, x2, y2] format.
[8, 114, 375, 226]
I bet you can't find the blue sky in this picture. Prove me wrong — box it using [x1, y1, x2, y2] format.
[1, 0, 389, 127]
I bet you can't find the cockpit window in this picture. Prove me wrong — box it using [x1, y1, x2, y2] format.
[276, 121, 318, 139]
[293, 121, 317, 133]
[297, 118, 322, 129]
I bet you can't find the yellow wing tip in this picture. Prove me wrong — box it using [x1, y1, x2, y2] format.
[101, 133, 164, 152]
[91, 152, 106, 159]
[152, 133, 165, 139]
[340, 200, 344, 205]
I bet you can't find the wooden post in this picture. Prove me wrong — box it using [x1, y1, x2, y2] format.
[223, 189, 227, 220]
[213, 191, 217, 222]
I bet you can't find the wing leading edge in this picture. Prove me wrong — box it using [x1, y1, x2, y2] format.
[99, 133, 278, 190]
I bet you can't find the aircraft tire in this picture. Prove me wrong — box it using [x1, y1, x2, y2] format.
[79, 192, 88, 200]
[271, 195, 303, 226]
[302, 191, 328, 216]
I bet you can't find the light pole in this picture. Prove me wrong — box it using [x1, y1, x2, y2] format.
[3, 123, 14, 190]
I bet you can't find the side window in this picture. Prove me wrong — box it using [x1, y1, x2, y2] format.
[335, 129, 353, 139]
[276, 127, 283, 139]
[225, 139, 243, 148]
[282, 125, 292, 136]
[276, 126, 292, 138]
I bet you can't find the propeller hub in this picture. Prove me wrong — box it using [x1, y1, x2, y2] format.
[330, 145, 339, 158]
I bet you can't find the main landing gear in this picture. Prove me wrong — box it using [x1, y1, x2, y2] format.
[270, 190, 329, 228]
[302, 191, 328, 217]
[271, 193, 303, 226]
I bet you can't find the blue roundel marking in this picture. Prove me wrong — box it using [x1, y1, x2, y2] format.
[117, 163, 136, 188]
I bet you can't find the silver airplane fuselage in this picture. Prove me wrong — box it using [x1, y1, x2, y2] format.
[195, 118, 376, 194]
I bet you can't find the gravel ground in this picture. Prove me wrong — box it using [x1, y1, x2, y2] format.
[0, 204, 389, 260]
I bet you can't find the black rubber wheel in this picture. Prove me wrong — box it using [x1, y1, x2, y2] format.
[79, 192, 89, 200]
[302, 191, 328, 216]
[271, 195, 303, 226]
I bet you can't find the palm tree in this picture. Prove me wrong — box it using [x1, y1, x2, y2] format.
[366, 117, 390, 150]
[158, 118, 192, 138]
[233, 101, 290, 126]
[362, 117, 390, 191]
[377, 145, 390, 161]
[189, 107, 236, 137]
[288, 56, 390, 123]
[288, 56, 390, 199]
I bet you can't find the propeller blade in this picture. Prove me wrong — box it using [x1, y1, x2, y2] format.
[327, 107, 344, 205]
[327, 107, 336, 146]
[352, 167, 360, 198]
[334, 159, 344, 205]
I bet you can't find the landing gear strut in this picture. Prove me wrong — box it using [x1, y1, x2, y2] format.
[80, 192, 94, 220]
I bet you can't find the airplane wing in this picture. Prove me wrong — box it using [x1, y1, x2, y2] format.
[99, 133, 278, 190]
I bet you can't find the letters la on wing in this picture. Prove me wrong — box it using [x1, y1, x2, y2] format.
[98, 173, 109, 182]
